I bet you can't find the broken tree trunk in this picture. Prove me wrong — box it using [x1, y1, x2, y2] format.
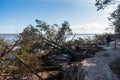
[40, 36, 78, 59]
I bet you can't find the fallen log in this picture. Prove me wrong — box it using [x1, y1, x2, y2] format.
[39, 36, 78, 59]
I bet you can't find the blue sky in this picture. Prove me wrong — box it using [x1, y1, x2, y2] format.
[0, 0, 115, 33]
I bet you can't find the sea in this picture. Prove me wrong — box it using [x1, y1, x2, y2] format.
[0, 34, 19, 41]
[0, 33, 97, 41]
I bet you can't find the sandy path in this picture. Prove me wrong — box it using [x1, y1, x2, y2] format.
[80, 42, 120, 80]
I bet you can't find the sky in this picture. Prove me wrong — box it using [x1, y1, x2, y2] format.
[0, 0, 116, 34]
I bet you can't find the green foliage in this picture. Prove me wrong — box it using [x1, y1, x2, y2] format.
[0, 20, 74, 79]
[0, 37, 11, 49]
[35, 20, 72, 43]
[95, 0, 120, 32]
[0, 37, 11, 58]
[0, 19, 109, 79]
[19, 25, 40, 54]
[109, 5, 120, 32]
[20, 20, 73, 54]
[95, 0, 116, 10]
[56, 21, 72, 44]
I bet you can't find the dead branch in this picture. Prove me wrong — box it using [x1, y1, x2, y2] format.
[70, 34, 76, 42]
[11, 52, 43, 80]
[0, 36, 21, 58]
[40, 36, 78, 59]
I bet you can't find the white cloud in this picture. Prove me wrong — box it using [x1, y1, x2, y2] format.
[0, 25, 22, 33]
[71, 23, 114, 34]
[0, 23, 114, 34]
[104, 4, 117, 13]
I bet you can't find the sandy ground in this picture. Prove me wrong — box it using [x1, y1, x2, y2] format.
[80, 41, 120, 80]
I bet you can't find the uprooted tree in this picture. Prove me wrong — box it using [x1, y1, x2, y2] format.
[0, 19, 104, 80]
[0, 20, 80, 80]
[19, 20, 80, 58]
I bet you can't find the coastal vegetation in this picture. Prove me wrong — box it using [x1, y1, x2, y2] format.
[0, 0, 120, 79]
[0, 20, 106, 80]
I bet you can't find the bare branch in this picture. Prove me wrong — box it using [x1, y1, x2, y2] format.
[11, 52, 43, 80]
